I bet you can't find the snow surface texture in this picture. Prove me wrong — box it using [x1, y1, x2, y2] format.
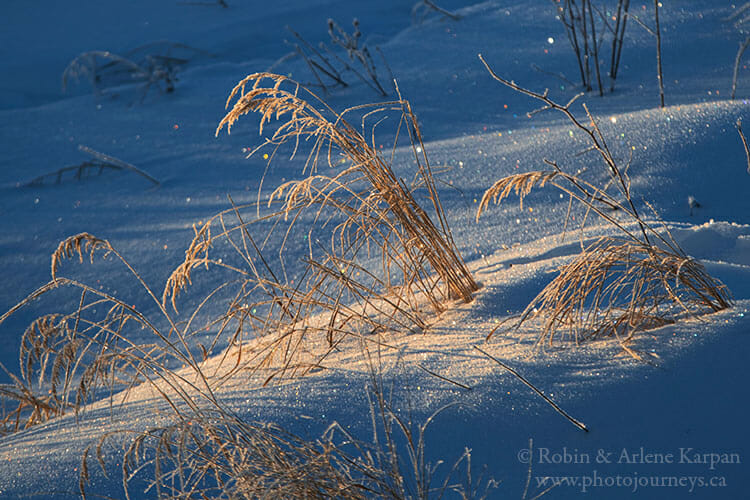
[1, 1, 749, 498]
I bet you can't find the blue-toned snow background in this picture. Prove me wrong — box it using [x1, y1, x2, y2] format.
[1, 1, 749, 498]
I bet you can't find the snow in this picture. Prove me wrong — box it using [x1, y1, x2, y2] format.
[1, 1, 749, 498]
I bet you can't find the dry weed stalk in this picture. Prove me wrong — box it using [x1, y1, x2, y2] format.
[63, 51, 177, 103]
[412, 0, 462, 24]
[653, 0, 665, 108]
[623, 3, 666, 106]
[737, 119, 750, 174]
[217, 74, 477, 300]
[63, 42, 209, 103]
[556, 0, 631, 95]
[82, 342, 498, 500]
[84, 415, 375, 500]
[336, 342, 498, 500]
[3, 77, 487, 497]
[159, 73, 478, 381]
[474, 345, 587, 432]
[25, 160, 122, 187]
[731, 37, 750, 100]
[23, 143, 162, 187]
[1, 233, 224, 434]
[285, 19, 393, 96]
[477, 55, 731, 348]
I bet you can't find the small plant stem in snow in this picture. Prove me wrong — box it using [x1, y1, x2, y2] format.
[654, 0, 665, 107]
[474, 346, 588, 432]
[738, 119, 750, 174]
[732, 36, 750, 99]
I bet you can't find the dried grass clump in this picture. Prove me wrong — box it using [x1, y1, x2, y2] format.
[0, 316, 72, 432]
[1, 69, 480, 426]
[477, 55, 732, 349]
[160, 73, 478, 382]
[83, 415, 374, 500]
[0, 306, 162, 435]
[0, 303, 138, 434]
[1, 232, 488, 496]
[1, 233, 222, 435]
[80, 346, 497, 500]
[2, 77, 487, 498]
[518, 237, 730, 346]
[218, 74, 478, 301]
[62, 42, 209, 103]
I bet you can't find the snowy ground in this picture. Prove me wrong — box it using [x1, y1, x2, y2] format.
[1, 1, 749, 498]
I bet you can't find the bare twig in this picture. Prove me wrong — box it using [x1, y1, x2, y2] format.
[286, 26, 348, 90]
[738, 119, 750, 174]
[477, 54, 651, 244]
[555, 0, 631, 94]
[627, 12, 655, 36]
[78, 145, 160, 186]
[284, 20, 391, 96]
[562, 0, 588, 88]
[581, 0, 592, 90]
[724, 2, 750, 22]
[610, 0, 630, 92]
[476, 56, 731, 349]
[414, 0, 462, 22]
[530, 63, 575, 86]
[587, 0, 604, 96]
[653, 0, 665, 107]
[474, 346, 588, 432]
[418, 364, 472, 391]
[24, 161, 123, 187]
[732, 36, 750, 99]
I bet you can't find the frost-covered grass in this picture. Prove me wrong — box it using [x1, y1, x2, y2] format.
[1, 1, 750, 499]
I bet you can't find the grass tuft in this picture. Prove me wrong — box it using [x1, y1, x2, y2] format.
[478, 55, 732, 350]
[158, 73, 480, 381]
[2, 74, 491, 499]
[515, 237, 730, 347]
